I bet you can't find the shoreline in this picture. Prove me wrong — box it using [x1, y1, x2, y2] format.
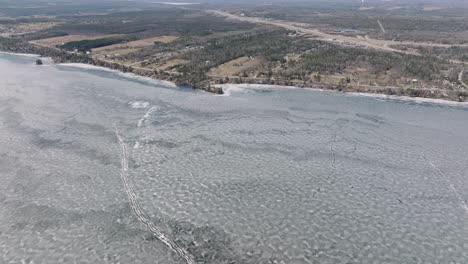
[217, 83, 468, 107]
[0, 51, 41, 57]
[350, 92, 468, 107]
[58, 63, 178, 89]
[2, 51, 467, 106]
[0, 51, 55, 65]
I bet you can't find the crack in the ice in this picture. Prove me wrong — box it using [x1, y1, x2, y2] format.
[423, 155, 468, 215]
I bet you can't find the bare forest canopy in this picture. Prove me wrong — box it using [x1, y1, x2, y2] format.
[0, 1, 467, 100]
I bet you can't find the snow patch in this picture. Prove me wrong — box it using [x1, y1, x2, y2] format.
[216, 84, 468, 106]
[58, 63, 177, 88]
[215, 83, 324, 96]
[137, 106, 159, 127]
[0, 51, 41, 57]
[351, 92, 468, 106]
[133, 141, 140, 149]
[129, 101, 150, 109]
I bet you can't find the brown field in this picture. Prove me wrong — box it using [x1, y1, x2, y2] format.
[95, 48, 139, 57]
[32, 34, 121, 47]
[0, 21, 60, 35]
[312, 64, 422, 88]
[209, 56, 262, 76]
[92, 35, 178, 54]
[153, 59, 189, 71]
[15, 22, 60, 32]
[127, 35, 178, 45]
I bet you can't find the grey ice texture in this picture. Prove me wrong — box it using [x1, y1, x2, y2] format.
[0, 53, 468, 264]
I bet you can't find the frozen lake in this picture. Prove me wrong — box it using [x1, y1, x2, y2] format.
[0, 53, 468, 263]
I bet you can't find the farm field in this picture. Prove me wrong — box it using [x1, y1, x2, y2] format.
[208, 56, 262, 77]
[32, 34, 122, 47]
[0, 0, 467, 100]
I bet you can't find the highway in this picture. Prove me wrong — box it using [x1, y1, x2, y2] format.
[209, 10, 468, 56]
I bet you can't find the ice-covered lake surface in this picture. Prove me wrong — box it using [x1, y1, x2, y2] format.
[1, 53, 468, 264]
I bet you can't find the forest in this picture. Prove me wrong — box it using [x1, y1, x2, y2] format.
[0, 4, 467, 101]
[59, 38, 126, 52]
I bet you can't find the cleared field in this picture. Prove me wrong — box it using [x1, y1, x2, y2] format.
[32, 34, 121, 47]
[92, 35, 178, 54]
[209, 56, 261, 76]
[96, 47, 138, 57]
[126, 35, 178, 45]
[152, 59, 189, 70]
[15, 22, 60, 32]
[0, 22, 60, 36]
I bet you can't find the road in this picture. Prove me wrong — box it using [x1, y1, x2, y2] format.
[208, 10, 405, 54]
[459, 70, 468, 89]
[209, 10, 468, 55]
[377, 20, 386, 33]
